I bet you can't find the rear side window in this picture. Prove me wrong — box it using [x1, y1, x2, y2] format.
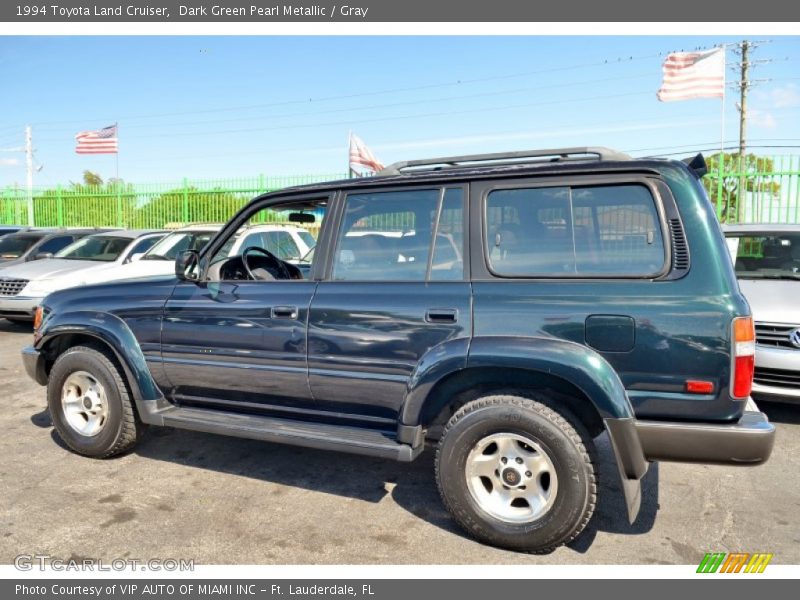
[129, 236, 161, 257]
[38, 236, 74, 254]
[486, 184, 665, 277]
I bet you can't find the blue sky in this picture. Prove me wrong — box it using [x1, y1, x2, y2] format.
[1, 35, 799, 187]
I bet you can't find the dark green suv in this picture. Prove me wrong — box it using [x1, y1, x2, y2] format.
[22, 147, 774, 552]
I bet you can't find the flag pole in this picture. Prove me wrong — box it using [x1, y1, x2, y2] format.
[115, 122, 119, 182]
[115, 122, 121, 228]
[347, 130, 352, 179]
[718, 47, 727, 221]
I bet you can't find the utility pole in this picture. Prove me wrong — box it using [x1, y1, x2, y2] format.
[738, 41, 749, 161]
[736, 41, 749, 222]
[25, 125, 34, 226]
[732, 40, 771, 222]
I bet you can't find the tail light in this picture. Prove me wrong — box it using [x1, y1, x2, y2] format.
[731, 316, 755, 399]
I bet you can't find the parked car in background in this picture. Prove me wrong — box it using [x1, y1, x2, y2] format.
[0, 228, 104, 268]
[0, 226, 25, 237]
[725, 224, 800, 404]
[0, 230, 165, 322]
[225, 223, 316, 262]
[67, 225, 223, 286]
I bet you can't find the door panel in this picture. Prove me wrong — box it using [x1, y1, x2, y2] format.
[161, 280, 317, 407]
[308, 281, 471, 417]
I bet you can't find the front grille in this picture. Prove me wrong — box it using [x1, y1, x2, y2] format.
[755, 322, 800, 350]
[753, 367, 800, 389]
[0, 278, 28, 297]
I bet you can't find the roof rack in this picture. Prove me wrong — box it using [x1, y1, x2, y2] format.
[377, 146, 631, 176]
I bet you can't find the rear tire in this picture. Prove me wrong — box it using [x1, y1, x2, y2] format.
[435, 391, 597, 553]
[47, 345, 142, 458]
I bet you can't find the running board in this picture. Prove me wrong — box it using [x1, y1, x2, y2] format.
[159, 406, 422, 462]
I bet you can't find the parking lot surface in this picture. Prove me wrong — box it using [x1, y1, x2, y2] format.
[1, 319, 798, 565]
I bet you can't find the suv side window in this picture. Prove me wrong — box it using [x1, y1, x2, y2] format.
[129, 236, 161, 258]
[332, 188, 464, 281]
[486, 183, 665, 277]
[37, 235, 74, 254]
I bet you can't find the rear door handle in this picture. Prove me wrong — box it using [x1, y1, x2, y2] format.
[271, 305, 299, 319]
[425, 308, 458, 323]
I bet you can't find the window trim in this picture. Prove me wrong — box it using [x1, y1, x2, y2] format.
[324, 184, 468, 283]
[475, 175, 672, 281]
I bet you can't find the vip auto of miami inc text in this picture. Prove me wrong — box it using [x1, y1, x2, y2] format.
[16, 584, 376, 597]
[15, 4, 370, 18]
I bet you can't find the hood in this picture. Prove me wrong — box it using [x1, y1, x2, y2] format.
[737, 278, 800, 324]
[0, 256, 27, 268]
[78, 258, 177, 285]
[0, 258, 115, 281]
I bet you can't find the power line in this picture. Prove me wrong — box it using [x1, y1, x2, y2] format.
[23, 51, 668, 128]
[31, 71, 661, 136]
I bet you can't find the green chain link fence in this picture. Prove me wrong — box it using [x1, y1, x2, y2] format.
[1, 156, 799, 229]
[0, 174, 345, 230]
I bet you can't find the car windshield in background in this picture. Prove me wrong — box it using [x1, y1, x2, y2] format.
[0, 234, 43, 259]
[143, 231, 216, 261]
[729, 233, 800, 279]
[55, 236, 132, 262]
[297, 230, 316, 251]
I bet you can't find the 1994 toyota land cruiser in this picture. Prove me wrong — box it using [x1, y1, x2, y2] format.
[22, 147, 775, 552]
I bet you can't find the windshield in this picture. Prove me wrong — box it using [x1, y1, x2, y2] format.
[728, 233, 800, 279]
[0, 234, 43, 259]
[55, 235, 132, 262]
[297, 230, 316, 251]
[144, 230, 216, 261]
[298, 246, 315, 264]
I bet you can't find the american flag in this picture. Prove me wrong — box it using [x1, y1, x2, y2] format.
[657, 48, 725, 102]
[75, 124, 119, 154]
[349, 133, 384, 173]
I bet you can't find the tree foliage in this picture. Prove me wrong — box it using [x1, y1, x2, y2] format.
[703, 153, 781, 223]
[32, 177, 135, 228]
[129, 187, 249, 229]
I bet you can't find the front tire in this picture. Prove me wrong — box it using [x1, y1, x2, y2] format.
[47, 345, 142, 458]
[435, 392, 597, 553]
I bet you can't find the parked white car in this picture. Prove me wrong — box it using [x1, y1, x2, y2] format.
[223, 223, 316, 262]
[0, 230, 165, 322]
[73, 225, 223, 285]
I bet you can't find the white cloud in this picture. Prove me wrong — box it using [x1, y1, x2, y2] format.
[770, 84, 800, 109]
[0, 158, 19, 167]
[748, 109, 777, 130]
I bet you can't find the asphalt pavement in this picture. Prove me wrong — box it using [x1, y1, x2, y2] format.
[1, 319, 798, 565]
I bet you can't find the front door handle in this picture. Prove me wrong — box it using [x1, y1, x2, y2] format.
[271, 305, 299, 319]
[425, 308, 458, 323]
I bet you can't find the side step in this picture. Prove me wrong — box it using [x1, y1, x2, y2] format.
[159, 406, 422, 462]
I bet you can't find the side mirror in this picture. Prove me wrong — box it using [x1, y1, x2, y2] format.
[34, 252, 53, 260]
[175, 250, 200, 281]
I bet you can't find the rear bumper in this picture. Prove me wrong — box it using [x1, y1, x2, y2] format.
[635, 409, 775, 465]
[605, 403, 775, 524]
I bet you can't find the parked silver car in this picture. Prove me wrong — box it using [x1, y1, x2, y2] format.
[725, 224, 800, 403]
[0, 229, 164, 322]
